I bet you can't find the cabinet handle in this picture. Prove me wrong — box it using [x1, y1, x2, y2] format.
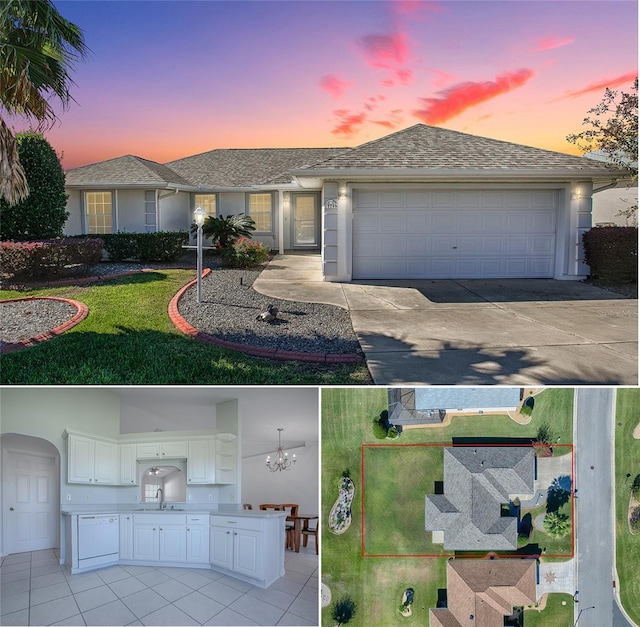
[226, 531, 230, 535]
[187, 528, 190, 531]
[89, 479, 93, 482]
[130, 480, 134, 483]
[159, 528, 162, 531]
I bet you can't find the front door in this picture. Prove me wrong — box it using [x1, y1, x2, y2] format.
[4, 451, 57, 553]
[292, 193, 319, 248]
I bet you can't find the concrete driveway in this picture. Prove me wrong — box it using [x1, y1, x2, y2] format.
[254, 254, 637, 385]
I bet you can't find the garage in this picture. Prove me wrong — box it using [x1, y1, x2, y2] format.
[352, 188, 558, 280]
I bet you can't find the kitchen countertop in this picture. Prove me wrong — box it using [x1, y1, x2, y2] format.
[61, 508, 287, 518]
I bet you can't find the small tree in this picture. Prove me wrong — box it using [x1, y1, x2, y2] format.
[332, 597, 357, 626]
[543, 511, 571, 538]
[533, 422, 554, 456]
[372, 418, 388, 439]
[0, 132, 69, 240]
[194, 214, 256, 249]
[631, 474, 640, 499]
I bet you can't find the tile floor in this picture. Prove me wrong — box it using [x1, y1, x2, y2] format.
[0, 547, 318, 626]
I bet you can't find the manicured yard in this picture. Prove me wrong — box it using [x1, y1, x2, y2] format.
[0, 271, 371, 384]
[321, 387, 574, 626]
[525, 593, 573, 626]
[615, 389, 640, 626]
[521, 501, 573, 557]
[363, 445, 444, 556]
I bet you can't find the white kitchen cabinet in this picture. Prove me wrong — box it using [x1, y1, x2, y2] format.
[93, 440, 118, 484]
[159, 524, 186, 562]
[186, 516, 210, 564]
[209, 514, 284, 588]
[215, 436, 236, 485]
[119, 444, 137, 485]
[66, 432, 119, 485]
[133, 523, 159, 561]
[187, 440, 214, 484]
[136, 442, 188, 459]
[120, 515, 134, 561]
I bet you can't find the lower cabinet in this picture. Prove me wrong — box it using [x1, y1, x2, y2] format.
[209, 514, 284, 588]
[120, 515, 134, 561]
[133, 523, 159, 561]
[186, 516, 210, 564]
[132, 515, 186, 563]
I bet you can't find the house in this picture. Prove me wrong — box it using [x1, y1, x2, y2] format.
[388, 388, 523, 425]
[429, 558, 538, 627]
[63, 124, 628, 282]
[425, 446, 534, 550]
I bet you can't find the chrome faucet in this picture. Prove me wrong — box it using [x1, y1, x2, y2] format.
[156, 488, 164, 510]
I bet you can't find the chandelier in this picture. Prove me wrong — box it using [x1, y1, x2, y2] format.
[266, 428, 296, 472]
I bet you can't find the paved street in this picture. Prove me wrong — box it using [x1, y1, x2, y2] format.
[574, 388, 632, 627]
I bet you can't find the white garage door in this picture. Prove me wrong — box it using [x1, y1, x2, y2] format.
[352, 189, 557, 279]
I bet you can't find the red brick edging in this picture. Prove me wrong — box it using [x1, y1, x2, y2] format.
[168, 270, 362, 364]
[0, 296, 89, 354]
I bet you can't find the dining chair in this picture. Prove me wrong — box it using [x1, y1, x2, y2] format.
[242, 503, 253, 510]
[280, 504, 299, 550]
[301, 517, 319, 555]
[258, 504, 284, 510]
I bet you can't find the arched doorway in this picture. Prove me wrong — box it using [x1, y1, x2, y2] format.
[1, 433, 61, 555]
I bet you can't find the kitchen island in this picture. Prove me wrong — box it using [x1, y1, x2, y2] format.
[62, 508, 287, 588]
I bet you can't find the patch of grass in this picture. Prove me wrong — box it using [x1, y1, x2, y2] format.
[615, 389, 640, 626]
[525, 593, 573, 626]
[0, 271, 371, 384]
[363, 446, 444, 555]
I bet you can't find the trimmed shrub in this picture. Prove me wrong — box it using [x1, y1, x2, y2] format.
[583, 226, 638, 284]
[520, 396, 534, 416]
[0, 238, 103, 278]
[78, 231, 188, 262]
[372, 418, 388, 439]
[631, 505, 640, 532]
[0, 133, 69, 241]
[220, 237, 270, 268]
[388, 426, 399, 438]
[632, 474, 640, 499]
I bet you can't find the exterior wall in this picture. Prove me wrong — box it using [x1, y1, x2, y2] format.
[592, 185, 638, 226]
[64, 189, 83, 235]
[322, 181, 341, 280]
[217, 191, 279, 251]
[160, 191, 190, 231]
[116, 189, 147, 232]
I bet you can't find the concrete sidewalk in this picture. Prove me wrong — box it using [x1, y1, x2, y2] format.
[253, 254, 638, 385]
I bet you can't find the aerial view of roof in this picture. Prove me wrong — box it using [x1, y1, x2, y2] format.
[425, 446, 534, 550]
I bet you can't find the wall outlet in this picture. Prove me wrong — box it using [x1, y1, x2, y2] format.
[208, 494, 214, 501]
[66, 494, 71, 501]
[188, 494, 192, 501]
[229, 494, 235, 502]
[84, 494, 90, 501]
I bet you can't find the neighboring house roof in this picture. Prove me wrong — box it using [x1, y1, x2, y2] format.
[166, 148, 347, 188]
[425, 447, 534, 550]
[293, 124, 626, 179]
[388, 388, 444, 425]
[65, 155, 193, 188]
[430, 559, 537, 627]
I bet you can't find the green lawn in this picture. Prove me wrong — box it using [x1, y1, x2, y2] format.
[522, 501, 573, 557]
[0, 271, 371, 384]
[525, 593, 573, 626]
[363, 445, 444, 555]
[615, 389, 640, 626]
[321, 388, 574, 626]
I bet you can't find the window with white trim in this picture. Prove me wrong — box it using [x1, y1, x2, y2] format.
[144, 483, 161, 502]
[248, 193, 273, 232]
[85, 191, 113, 234]
[194, 194, 217, 218]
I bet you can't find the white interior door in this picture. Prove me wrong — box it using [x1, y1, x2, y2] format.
[4, 451, 57, 553]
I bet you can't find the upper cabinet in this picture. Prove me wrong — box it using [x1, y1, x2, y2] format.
[188, 434, 237, 485]
[215, 435, 237, 485]
[119, 444, 137, 485]
[66, 432, 118, 485]
[136, 441, 188, 459]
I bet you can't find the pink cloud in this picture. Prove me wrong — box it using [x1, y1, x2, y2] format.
[381, 68, 414, 87]
[357, 31, 409, 69]
[331, 110, 367, 136]
[533, 35, 575, 52]
[413, 69, 535, 124]
[391, 0, 444, 16]
[319, 74, 354, 99]
[554, 71, 637, 100]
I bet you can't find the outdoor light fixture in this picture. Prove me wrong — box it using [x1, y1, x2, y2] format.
[194, 206, 207, 304]
[266, 428, 296, 472]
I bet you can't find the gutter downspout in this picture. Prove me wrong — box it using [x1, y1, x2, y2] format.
[593, 179, 622, 194]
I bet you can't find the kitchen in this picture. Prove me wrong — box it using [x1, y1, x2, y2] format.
[0, 387, 319, 626]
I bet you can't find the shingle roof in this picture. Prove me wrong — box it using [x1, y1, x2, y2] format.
[388, 388, 444, 425]
[296, 123, 624, 175]
[430, 559, 537, 627]
[425, 447, 534, 550]
[166, 148, 347, 187]
[65, 155, 193, 187]
[415, 388, 521, 412]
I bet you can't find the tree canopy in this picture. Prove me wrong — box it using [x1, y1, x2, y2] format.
[0, 0, 89, 203]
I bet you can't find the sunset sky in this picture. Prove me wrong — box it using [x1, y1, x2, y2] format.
[20, 0, 638, 170]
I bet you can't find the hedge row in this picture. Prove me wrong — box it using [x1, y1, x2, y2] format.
[79, 231, 189, 262]
[0, 238, 103, 279]
[583, 226, 638, 284]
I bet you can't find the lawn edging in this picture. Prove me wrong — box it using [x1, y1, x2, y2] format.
[0, 296, 89, 354]
[169, 270, 363, 364]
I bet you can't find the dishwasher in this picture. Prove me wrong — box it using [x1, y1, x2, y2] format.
[78, 515, 119, 569]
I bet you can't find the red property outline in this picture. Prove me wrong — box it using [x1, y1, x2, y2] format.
[361, 442, 574, 559]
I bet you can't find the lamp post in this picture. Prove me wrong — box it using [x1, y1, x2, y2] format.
[194, 206, 206, 304]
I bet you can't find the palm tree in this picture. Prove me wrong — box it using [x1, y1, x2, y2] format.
[543, 511, 571, 538]
[0, 0, 89, 204]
